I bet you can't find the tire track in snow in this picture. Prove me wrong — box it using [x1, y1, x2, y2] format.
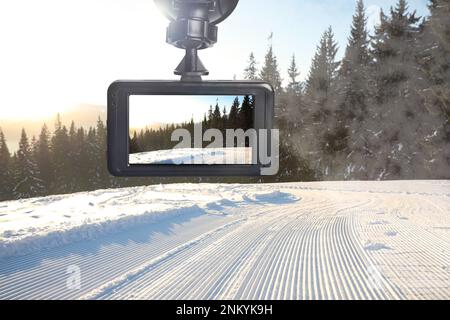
[353, 193, 449, 300]
[0, 213, 237, 300]
[99, 194, 403, 300]
[1, 182, 448, 300]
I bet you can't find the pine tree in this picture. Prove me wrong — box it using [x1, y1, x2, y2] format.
[85, 127, 98, 190]
[301, 27, 340, 178]
[326, 27, 340, 84]
[9, 153, 18, 195]
[370, 0, 424, 179]
[305, 27, 339, 109]
[222, 106, 228, 133]
[305, 35, 327, 100]
[211, 103, 222, 129]
[244, 52, 258, 80]
[12, 129, 45, 199]
[228, 97, 240, 129]
[202, 113, 208, 131]
[259, 41, 283, 95]
[67, 121, 86, 193]
[239, 95, 254, 131]
[207, 105, 214, 128]
[281, 54, 304, 124]
[75, 127, 91, 190]
[330, 0, 372, 179]
[415, 0, 450, 179]
[0, 128, 12, 201]
[95, 117, 110, 189]
[287, 54, 301, 94]
[341, 0, 370, 78]
[35, 124, 53, 193]
[51, 114, 71, 193]
[130, 131, 141, 154]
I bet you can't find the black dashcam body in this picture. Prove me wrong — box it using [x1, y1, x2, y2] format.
[107, 1, 277, 177]
[107, 80, 274, 177]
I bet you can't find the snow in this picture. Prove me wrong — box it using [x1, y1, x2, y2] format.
[0, 180, 449, 300]
[0, 185, 295, 259]
[129, 147, 253, 165]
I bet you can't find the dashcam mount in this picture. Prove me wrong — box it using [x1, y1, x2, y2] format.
[154, 0, 239, 81]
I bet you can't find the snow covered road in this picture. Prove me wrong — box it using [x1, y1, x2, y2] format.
[0, 181, 449, 300]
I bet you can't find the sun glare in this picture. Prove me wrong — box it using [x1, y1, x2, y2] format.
[0, 1, 170, 123]
[0, 100, 73, 121]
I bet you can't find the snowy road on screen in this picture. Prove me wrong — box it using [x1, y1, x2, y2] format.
[0, 181, 448, 300]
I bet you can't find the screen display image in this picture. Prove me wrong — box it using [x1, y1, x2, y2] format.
[128, 95, 256, 165]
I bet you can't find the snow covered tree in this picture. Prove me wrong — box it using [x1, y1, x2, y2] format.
[369, 0, 425, 179]
[244, 52, 258, 80]
[12, 129, 45, 199]
[422, 0, 450, 110]
[305, 27, 339, 114]
[0, 128, 12, 201]
[328, 0, 372, 179]
[301, 27, 340, 179]
[415, 0, 450, 178]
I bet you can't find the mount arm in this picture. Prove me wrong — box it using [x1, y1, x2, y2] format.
[155, 0, 239, 81]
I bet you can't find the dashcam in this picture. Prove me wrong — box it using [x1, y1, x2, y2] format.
[107, 0, 278, 177]
[107, 80, 278, 176]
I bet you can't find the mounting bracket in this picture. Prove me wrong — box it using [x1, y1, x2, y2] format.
[155, 0, 239, 81]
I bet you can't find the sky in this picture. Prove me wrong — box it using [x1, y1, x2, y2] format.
[130, 95, 241, 130]
[0, 0, 430, 151]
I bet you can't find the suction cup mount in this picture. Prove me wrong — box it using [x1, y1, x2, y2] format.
[155, 0, 239, 81]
